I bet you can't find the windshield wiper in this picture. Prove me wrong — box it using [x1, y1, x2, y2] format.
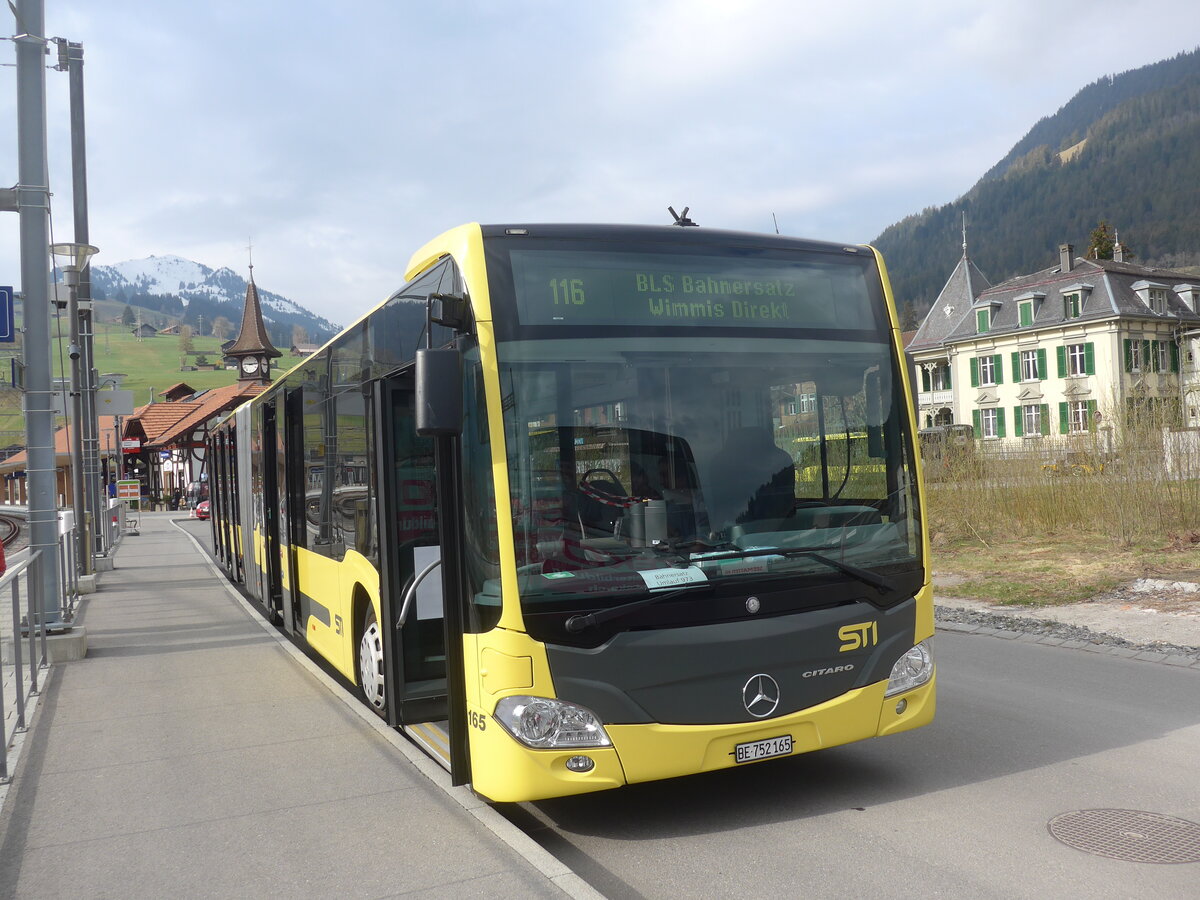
[694, 545, 893, 594]
[788, 550, 892, 594]
[564, 582, 714, 633]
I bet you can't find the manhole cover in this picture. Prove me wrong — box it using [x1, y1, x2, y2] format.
[1048, 809, 1200, 864]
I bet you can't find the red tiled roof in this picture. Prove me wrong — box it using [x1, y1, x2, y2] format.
[0, 415, 121, 473]
[133, 402, 199, 445]
[150, 381, 267, 446]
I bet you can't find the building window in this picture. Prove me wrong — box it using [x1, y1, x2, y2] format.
[1063, 293, 1082, 319]
[1069, 400, 1090, 433]
[1021, 349, 1040, 381]
[1019, 301, 1034, 327]
[981, 408, 998, 439]
[798, 392, 816, 413]
[976, 308, 990, 333]
[1157, 341, 1170, 373]
[978, 355, 995, 385]
[1023, 404, 1043, 437]
[1149, 288, 1168, 315]
[1068, 343, 1088, 376]
[1060, 399, 1097, 434]
[1127, 338, 1143, 373]
[930, 364, 950, 391]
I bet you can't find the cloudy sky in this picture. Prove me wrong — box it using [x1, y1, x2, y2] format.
[3, 1, 1199, 325]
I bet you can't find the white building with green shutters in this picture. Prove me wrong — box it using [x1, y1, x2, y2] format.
[908, 240, 1200, 445]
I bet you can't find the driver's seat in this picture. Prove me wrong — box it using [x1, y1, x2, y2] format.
[572, 476, 626, 537]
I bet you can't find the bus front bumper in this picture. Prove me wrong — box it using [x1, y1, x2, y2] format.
[471, 673, 935, 803]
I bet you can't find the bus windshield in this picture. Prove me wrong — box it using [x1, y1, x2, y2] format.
[496, 334, 922, 634]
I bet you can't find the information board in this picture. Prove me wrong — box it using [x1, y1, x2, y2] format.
[116, 480, 140, 500]
[0, 286, 13, 343]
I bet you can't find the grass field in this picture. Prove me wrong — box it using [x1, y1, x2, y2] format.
[0, 313, 308, 444]
[926, 431, 1200, 606]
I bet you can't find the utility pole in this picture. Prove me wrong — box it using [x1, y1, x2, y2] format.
[14, 0, 65, 627]
[51, 243, 98, 577]
[54, 39, 104, 560]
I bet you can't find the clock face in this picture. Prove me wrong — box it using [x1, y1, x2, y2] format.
[241, 357, 260, 375]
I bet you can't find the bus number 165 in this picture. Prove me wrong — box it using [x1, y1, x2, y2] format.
[550, 278, 586, 306]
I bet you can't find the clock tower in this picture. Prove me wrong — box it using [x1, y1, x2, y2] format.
[226, 266, 282, 384]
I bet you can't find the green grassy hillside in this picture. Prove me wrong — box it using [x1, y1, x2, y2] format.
[0, 315, 306, 449]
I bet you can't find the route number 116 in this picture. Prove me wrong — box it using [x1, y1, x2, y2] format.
[550, 278, 586, 306]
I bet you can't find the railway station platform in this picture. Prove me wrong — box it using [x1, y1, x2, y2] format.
[0, 513, 594, 899]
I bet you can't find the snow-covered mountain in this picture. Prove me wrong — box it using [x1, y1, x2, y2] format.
[86, 254, 340, 343]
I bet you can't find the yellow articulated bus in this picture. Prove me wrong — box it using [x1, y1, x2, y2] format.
[207, 223, 935, 803]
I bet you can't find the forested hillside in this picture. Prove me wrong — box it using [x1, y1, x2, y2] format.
[874, 48, 1200, 318]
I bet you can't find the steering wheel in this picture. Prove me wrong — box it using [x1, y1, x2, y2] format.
[578, 468, 635, 508]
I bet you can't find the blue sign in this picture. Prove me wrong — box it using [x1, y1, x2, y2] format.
[0, 286, 13, 343]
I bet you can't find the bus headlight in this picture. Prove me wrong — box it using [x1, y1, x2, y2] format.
[493, 696, 613, 749]
[885, 640, 933, 697]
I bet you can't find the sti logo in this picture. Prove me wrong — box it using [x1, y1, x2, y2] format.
[838, 621, 879, 653]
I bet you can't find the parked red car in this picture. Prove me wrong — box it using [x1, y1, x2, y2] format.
[195, 500, 210, 520]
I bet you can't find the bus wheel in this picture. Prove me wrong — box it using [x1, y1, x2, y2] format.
[358, 605, 386, 716]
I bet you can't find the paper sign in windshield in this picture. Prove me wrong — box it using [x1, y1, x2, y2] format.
[638, 566, 708, 591]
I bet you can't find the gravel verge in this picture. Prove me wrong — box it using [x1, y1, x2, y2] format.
[935, 601, 1200, 661]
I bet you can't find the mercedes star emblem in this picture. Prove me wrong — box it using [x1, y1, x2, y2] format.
[742, 673, 780, 718]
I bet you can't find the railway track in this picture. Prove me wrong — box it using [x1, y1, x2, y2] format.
[0, 511, 23, 549]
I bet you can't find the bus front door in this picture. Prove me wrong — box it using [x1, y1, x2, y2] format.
[375, 372, 461, 772]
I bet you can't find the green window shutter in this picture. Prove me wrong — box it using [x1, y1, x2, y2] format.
[1040, 403, 1050, 435]
[1087, 399, 1098, 431]
[1011, 351, 1021, 382]
[1019, 303, 1032, 327]
[944, 364, 952, 388]
[1124, 339, 1132, 372]
[1059, 401, 1069, 434]
[993, 354, 1003, 385]
[1149, 340, 1159, 373]
[976, 309, 989, 333]
[1171, 341, 1180, 373]
[1056, 345, 1067, 378]
[970, 357, 979, 387]
[996, 407, 1006, 439]
[1085, 342, 1095, 375]
[1037, 348, 1047, 381]
[1013, 406, 1023, 437]
[921, 367, 930, 391]
[972, 409, 981, 438]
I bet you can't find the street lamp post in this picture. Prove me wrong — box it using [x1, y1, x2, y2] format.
[51, 242, 98, 577]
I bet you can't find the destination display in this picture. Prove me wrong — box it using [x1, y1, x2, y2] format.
[509, 248, 876, 329]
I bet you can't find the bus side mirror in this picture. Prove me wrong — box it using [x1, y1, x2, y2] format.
[415, 347, 463, 436]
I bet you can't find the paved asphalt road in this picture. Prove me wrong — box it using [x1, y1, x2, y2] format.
[509, 633, 1200, 899]
[179, 518, 1200, 899]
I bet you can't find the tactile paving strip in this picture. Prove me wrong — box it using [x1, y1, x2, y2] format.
[1048, 809, 1200, 864]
